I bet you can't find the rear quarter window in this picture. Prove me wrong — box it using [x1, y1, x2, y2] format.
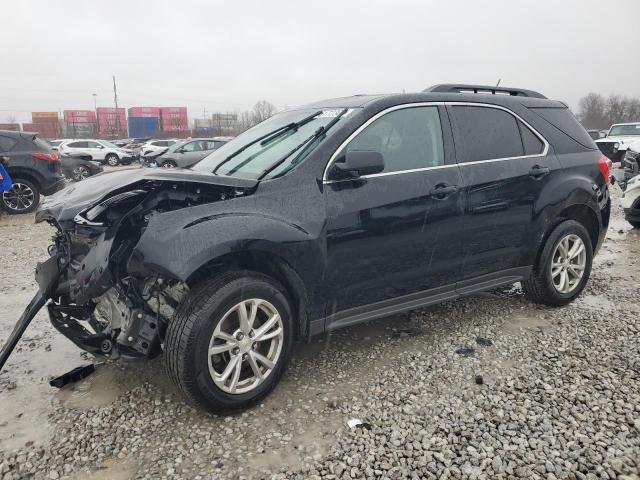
[529, 107, 596, 150]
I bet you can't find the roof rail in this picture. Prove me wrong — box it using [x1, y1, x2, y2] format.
[424, 84, 547, 99]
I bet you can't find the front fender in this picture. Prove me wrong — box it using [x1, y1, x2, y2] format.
[128, 211, 323, 284]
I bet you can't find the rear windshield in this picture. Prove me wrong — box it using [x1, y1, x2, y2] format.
[33, 136, 53, 151]
[528, 107, 596, 150]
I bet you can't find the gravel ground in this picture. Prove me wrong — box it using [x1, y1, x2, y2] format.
[0, 184, 639, 480]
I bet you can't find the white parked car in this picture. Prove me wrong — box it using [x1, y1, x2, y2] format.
[58, 139, 136, 166]
[139, 139, 179, 157]
[48, 139, 72, 152]
[595, 122, 640, 164]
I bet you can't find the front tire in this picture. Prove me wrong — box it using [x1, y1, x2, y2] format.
[72, 165, 91, 181]
[522, 220, 593, 306]
[0, 179, 40, 214]
[105, 154, 119, 166]
[161, 160, 177, 168]
[165, 271, 294, 412]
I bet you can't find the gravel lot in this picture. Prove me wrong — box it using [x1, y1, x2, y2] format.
[0, 183, 639, 480]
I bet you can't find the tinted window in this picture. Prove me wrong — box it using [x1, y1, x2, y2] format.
[0, 136, 18, 152]
[518, 120, 544, 155]
[182, 141, 204, 152]
[450, 106, 524, 162]
[68, 141, 88, 148]
[344, 106, 444, 173]
[529, 107, 596, 149]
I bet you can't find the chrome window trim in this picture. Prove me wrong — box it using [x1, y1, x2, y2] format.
[322, 101, 550, 184]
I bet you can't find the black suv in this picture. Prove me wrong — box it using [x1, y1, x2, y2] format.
[0, 130, 65, 213]
[0, 85, 611, 412]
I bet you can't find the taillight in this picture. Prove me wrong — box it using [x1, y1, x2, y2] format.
[32, 152, 59, 162]
[598, 154, 611, 186]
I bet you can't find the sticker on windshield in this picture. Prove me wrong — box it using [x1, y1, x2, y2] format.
[319, 109, 353, 118]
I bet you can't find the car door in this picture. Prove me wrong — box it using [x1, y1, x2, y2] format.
[323, 105, 465, 318]
[176, 140, 208, 167]
[85, 141, 106, 160]
[447, 103, 560, 285]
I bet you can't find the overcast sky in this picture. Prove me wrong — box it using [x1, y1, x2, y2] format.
[1, 0, 638, 123]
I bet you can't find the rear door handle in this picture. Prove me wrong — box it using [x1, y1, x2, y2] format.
[529, 165, 550, 179]
[430, 184, 458, 199]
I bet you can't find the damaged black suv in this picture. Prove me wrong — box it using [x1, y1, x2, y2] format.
[1, 84, 611, 412]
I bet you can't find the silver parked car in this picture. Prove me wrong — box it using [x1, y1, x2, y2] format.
[157, 137, 230, 168]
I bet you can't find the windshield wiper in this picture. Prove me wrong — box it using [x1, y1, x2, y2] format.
[212, 110, 322, 175]
[256, 108, 348, 181]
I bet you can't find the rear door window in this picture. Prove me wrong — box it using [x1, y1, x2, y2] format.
[0, 135, 18, 152]
[518, 120, 544, 155]
[343, 106, 445, 173]
[68, 141, 88, 148]
[449, 106, 525, 162]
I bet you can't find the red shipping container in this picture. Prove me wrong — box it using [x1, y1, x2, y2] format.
[0, 123, 21, 131]
[96, 107, 125, 115]
[64, 110, 96, 123]
[128, 107, 160, 118]
[32, 112, 58, 123]
[22, 122, 61, 138]
[160, 107, 187, 116]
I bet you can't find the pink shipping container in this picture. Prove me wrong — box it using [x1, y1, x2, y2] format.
[64, 110, 96, 123]
[160, 107, 187, 116]
[128, 107, 160, 118]
[96, 107, 126, 115]
[98, 114, 126, 125]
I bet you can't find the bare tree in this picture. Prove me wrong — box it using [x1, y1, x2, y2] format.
[251, 100, 276, 124]
[578, 93, 606, 129]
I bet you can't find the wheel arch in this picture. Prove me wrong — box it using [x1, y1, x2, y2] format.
[186, 250, 311, 341]
[5, 167, 43, 190]
[533, 203, 600, 269]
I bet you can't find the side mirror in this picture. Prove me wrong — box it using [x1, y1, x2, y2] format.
[332, 150, 384, 179]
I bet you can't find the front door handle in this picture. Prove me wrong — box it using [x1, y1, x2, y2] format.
[529, 165, 550, 179]
[430, 183, 458, 199]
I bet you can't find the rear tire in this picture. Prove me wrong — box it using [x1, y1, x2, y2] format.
[161, 160, 177, 168]
[628, 220, 640, 229]
[165, 271, 294, 412]
[105, 154, 119, 166]
[522, 220, 593, 306]
[0, 178, 40, 214]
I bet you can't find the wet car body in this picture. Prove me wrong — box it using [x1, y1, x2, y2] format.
[2, 86, 611, 409]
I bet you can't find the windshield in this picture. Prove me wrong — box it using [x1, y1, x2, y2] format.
[609, 124, 640, 136]
[193, 108, 350, 179]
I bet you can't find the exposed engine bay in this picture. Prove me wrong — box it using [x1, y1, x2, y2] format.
[0, 169, 256, 369]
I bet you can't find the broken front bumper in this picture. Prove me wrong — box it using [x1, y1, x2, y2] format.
[0, 254, 65, 371]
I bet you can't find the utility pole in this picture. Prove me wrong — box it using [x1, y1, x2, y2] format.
[92, 93, 97, 111]
[113, 75, 120, 138]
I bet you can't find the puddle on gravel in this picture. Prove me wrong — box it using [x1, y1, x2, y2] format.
[57, 365, 123, 409]
[503, 311, 551, 334]
[72, 457, 137, 480]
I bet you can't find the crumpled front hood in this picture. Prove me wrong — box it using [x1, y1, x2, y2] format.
[36, 167, 258, 225]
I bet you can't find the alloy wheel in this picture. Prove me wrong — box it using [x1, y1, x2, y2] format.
[551, 234, 586, 294]
[2, 183, 35, 212]
[207, 299, 284, 394]
[73, 166, 90, 181]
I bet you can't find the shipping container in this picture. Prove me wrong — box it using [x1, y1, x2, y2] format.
[160, 107, 188, 116]
[128, 107, 160, 118]
[62, 122, 96, 138]
[0, 123, 21, 132]
[96, 107, 126, 115]
[64, 110, 96, 123]
[128, 117, 160, 138]
[22, 122, 61, 138]
[31, 112, 59, 122]
[194, 118, 214, 128]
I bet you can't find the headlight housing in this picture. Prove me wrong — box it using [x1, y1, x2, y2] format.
[613, 142, 620, 152]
